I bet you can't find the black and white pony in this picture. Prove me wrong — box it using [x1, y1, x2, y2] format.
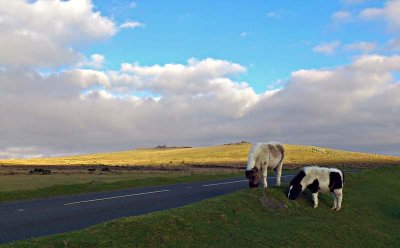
[245, 142, 285, 188]
[287, 166, 344, 211]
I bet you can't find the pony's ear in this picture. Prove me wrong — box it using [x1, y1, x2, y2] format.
[252, 167, 259, 173]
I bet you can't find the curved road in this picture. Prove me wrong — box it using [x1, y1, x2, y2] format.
[0, 174, 295, 244]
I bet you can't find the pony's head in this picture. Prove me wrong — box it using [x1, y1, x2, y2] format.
[245, 167, 260, 188]
[287, 170, 306, 200]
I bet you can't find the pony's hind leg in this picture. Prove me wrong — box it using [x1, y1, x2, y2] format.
[331, 192, 338, 210]
[334, 189, 343, 211]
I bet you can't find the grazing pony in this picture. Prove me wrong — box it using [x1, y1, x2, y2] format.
[245, 142, 285, 188]
[287, 166, 344, 211]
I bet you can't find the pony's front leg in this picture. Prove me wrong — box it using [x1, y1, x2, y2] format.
[274, 163, 283, 187]
[312, 192, 319, 208]
[262, 167, 268, 189]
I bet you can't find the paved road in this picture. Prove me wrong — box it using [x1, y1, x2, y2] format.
[0, 174, 295, 244]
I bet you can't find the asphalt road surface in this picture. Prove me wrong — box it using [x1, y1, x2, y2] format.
[0, 173, 295, 244]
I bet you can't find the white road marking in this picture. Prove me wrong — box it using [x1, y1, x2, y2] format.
[64, 189, 171, 206]
[17, 209, 24, 212]
[202, 180, 248, 187]
[202, 175, 293, 187]
[64, 175, 295, 205]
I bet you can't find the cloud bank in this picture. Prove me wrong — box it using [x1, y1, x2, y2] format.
[1, 55, 399, 157]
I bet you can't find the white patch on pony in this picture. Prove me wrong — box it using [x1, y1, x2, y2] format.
[288, 185, 293, 198]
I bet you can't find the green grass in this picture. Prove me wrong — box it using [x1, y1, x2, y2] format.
[3, 167, 399, 247]
[0, 172, 241, 202]
[0, 171, 244, 192]
[1, 143, 399, 167]
[0, 172, 182, 192]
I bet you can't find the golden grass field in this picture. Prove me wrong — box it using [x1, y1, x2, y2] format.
[0, 143, 399, 198]
[1, 143, 399, 168]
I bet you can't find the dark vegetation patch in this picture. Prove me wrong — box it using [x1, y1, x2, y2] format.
[154, 145, 193, 149]
[100, 167, 111, 172]
[259, 196, 287, 210]
[223, 140, 251, 145]
[29, 168, 51, 175]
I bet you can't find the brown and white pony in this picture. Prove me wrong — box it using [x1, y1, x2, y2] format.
[245, 142, 285, 188]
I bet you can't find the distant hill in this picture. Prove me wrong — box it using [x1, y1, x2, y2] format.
[0, 143, 399, 168]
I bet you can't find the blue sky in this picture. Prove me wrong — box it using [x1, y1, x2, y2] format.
[84, 0, 393, 92]
[0, 0, 399, 158]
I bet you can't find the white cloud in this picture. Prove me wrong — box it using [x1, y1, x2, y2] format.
[351, 54, 400, 72]
[266, 11, 280, 18]
[129, 2, 137, 9]
[0, 146, 45, 159]
[120, 58, 247, 95]
[0, 0, 116, 67]
[62, 69, 110, 88]
[243, 55, 400, 154]
[119, 21, 144, 29]
[0, 58, 260, 157]
[332, 11, 352, 21]
[386, 38, 400, 50]
[344, 41, 377, 53]
[360, 0, 400, 31]
[78, 54, 106, 69]
[1, 56, 400, 157]
[0, 32, 83, 68]
[360, 8, 384, 18]
[313, 41, 341, 55]
[265, 9, 295, 19]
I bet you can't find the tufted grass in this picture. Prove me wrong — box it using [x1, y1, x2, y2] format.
[3, 167, 399, 247]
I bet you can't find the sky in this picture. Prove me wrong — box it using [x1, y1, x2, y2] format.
[0, 0, 399, 158]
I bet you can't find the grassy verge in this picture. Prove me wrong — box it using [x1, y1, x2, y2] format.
[0, 172, 241, 202]
[0, 172, 190, 192]
[3, 167, 399, 247]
